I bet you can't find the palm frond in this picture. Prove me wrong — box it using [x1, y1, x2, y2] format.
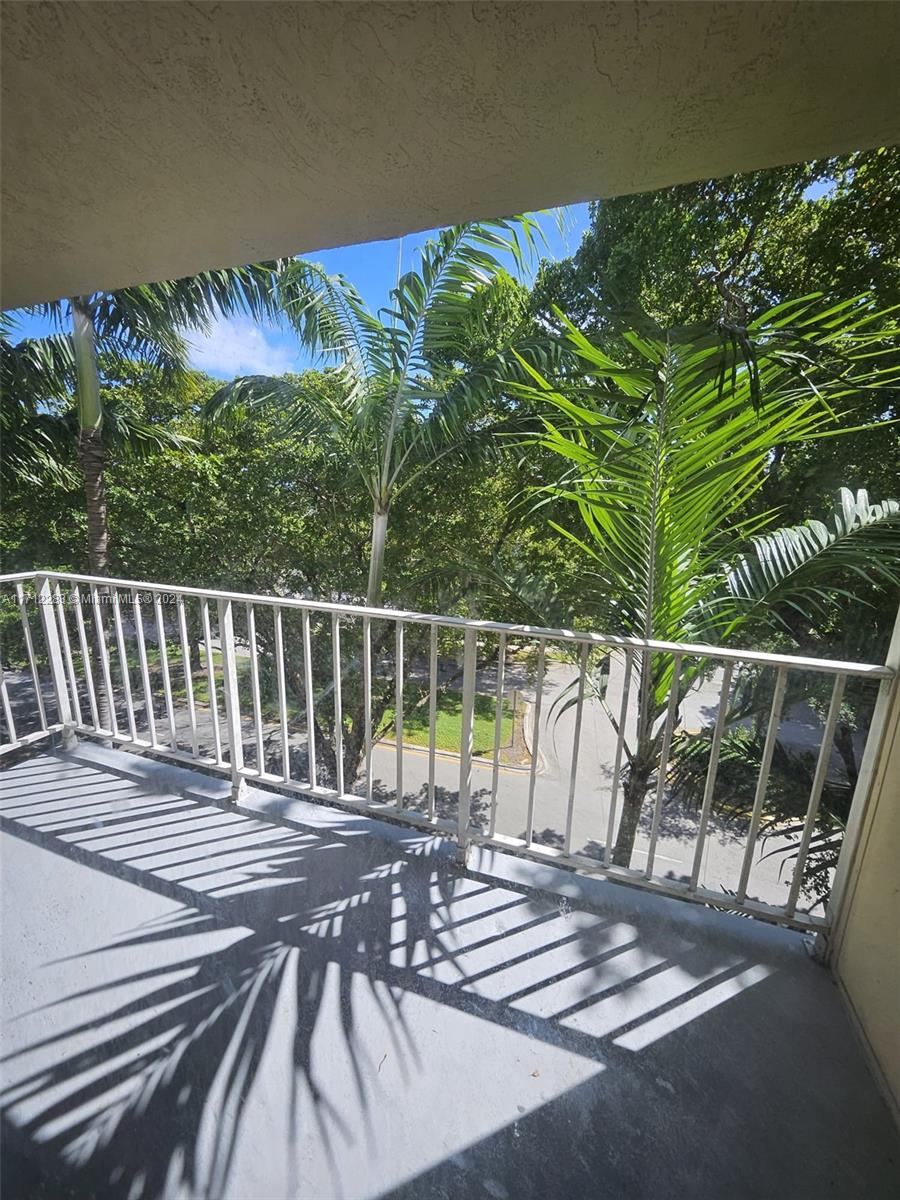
[29, 262, 286, 382]
[725, 488, 900, 618]
[0, 334, 76, 485]
[278, 260, 385, 390]
[517, 297, 899, 649]
[1, 332, 75, 402]
[100, 402, 199, 459]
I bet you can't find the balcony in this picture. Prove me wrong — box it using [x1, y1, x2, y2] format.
[2, 570, 900, 1197]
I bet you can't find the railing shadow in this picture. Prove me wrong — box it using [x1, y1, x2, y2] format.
[2, 752, 897, 1200]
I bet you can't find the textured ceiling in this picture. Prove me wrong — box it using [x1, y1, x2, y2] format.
[3, 1, 899, 308]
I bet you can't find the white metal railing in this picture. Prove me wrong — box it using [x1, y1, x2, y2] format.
[1, 569, 895, 933]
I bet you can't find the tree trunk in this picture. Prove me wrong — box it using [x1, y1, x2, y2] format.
[611, 762, 653, 867]
[71, 296, 112, 737]
[311, 716, 337, 788]
[71, 296, 108, 574]
[834, 721, 859, 793]
[366, 505, 390, 606]
[78, 425, 109, 575]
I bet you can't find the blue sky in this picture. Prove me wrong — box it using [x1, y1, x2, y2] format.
[9, 205, 591, 380]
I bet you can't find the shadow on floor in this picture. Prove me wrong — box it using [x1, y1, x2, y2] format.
[1, 750, 898, 1200]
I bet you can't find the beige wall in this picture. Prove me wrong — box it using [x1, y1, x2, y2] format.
[4, 1, 900, 308]
[832, 675, 900, 1121]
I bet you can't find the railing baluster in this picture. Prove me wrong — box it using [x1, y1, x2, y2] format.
[332, 614, 344, 796]
[273, 605, 290, 781]
[457, 626, 478, 863]
[177, 595, 198, 757]
[302, 609, 317, 788]
[363, 616, 373, 803]
[427, 623, 438, 820]
[1, 669, 17, 743]
[786, 673, 847, 917]
[16, 582, 48, 730]
[217, 597, 246, 801]
[1, 567, 893, 933]
[525, 641, 546, 847]
[90, 583, 117, 735]
[644, 653, 683, 879]
[737, 667, 788, 902]
[246, 603, 265, 774]
[53, 581, 82, 726]
[111, 589, 137, 742]
[37, 575, 74, 741]
[132, 589, 157, 745]
[828, 609, 900, 926]
[564, 642, 590, 855]
[71, 586, 98, 729]
[489, 631, 507, 839]
[605, 648, 634, 867]
[200, 597, 221, 763]
[689, 660, 734, 892]
[395, 620, 404, 809]
[154, 593, 178, 749]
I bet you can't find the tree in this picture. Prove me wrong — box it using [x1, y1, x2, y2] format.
[6, 264, 284, 573]
[513, 297, 900, 867]
[2, 351, 549, 785]
[532, 147, 900, 335]
[531, 145, 900, 676]
[207, 220, 549, 606]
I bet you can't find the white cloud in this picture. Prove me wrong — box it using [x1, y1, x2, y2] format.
[186, 315, 298, 379]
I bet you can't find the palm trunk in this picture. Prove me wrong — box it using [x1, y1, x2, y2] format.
[612, 760, 653, 866]
[366, 505, 390, 606]
[610, 647, 658, 867]
[78, 426, 109, 574]
[834, 721, 859, 793]
[71, 296, 112, 736]
[611, 372, 668, 869]
[72, 296, 108, 574]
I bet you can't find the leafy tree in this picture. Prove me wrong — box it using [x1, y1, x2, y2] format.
[512, 298, 900, 866]
[4, 355, 550, 786]
[531, 146, 900, 670]
[3, 265, 284, 573]
[533, 147, 900, 334]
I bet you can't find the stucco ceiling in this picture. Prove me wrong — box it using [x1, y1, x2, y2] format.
[2, 1, 899, 309]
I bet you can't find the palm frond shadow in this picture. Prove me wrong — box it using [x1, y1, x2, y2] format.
[3, 752, 864, 1200]
[1, 804, 461, 1200]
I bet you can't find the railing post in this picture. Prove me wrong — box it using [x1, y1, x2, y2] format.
[825, 603, 900, 958]
[457, 627, 478, 867]
[217, 597, 246, 803]
[36, 575, 76, 749]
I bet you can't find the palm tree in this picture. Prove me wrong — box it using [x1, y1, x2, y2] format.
[204, 220, 563, 786]
[8, 264, 284, 573]
[207, 220, 549, 605]
[513, 295, 900, 866]
[3, 266, 285, 738]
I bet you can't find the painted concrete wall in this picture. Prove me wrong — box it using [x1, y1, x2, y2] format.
[3, 1, 900, 307]
[833, 681, 900, 1122]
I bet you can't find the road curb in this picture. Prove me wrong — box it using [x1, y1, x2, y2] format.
[520, 697, 547, 775]
[376, 736, 534, 773]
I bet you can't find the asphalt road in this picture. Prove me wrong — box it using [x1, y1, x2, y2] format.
[366, 656, 804, 911]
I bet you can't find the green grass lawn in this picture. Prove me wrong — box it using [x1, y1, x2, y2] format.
[113, 646, 511, 750]
[382, 690, 514, 756]
[112, 644, 302, 720]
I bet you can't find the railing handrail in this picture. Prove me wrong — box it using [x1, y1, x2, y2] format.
[1, 568, 893, 681]
[3, 567, 897, 935]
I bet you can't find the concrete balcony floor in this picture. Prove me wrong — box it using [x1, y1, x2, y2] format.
[1, 745, 898, 1200]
